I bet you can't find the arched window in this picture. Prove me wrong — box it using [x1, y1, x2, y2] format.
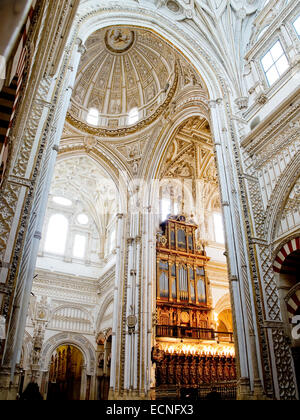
[45, 214, 69, 255]
[161, 198, 171, 221]
[128, 107, 139, 125]
[87, 108, 99, 126]
[213, 212, 225, 244]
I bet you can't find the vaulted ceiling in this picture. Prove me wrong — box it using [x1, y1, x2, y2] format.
[70, 26, 177, 129]
[50, 156, 117, 232]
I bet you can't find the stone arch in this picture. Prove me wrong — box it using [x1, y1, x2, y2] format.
[215, 293, 232, 315]
[265, 152, 300, 245]
[74, 2, 239, 102]
[56, 148, 129, 215]
[40, 332, 96, 376]
[143, 111, 213, 213]
[285, 284, 300, 323]
[48, 304, 94, 334]
[64, 4, 269, 399]
[96, 294, 114, 334]
[273, 238, 300, 274]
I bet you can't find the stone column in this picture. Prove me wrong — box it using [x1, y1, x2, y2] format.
[1, 36, 85, 390]
[209, 99, 262, 399]
[80, 364, 87, 401]
[124, 237, 134, 394]
[109, 213, 126, 398]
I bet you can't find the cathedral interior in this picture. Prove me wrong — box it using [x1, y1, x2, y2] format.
[0, 0, 299, 401]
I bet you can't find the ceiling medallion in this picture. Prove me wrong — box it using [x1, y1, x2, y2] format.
[105, 28, 135, 54]
[167, 0, 180, 13]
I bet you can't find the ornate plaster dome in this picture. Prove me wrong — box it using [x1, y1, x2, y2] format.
[69, 26, 177, 131]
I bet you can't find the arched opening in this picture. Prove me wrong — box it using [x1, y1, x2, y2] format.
[153, 115, 236, 399]
[275, 244, 300, 395]
[96, 333, 112, 400]
[23, 18, 239, 401]
[47, 345, 84, 401]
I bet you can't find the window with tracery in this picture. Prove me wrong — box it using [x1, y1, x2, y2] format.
[213, 212, 225, 244]
[42, 197, 100, 264]
[261, 40, 289, 86]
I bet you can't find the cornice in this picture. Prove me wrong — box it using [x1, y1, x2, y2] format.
[34, 268, 99, 285]
[241, 89, 300, 153]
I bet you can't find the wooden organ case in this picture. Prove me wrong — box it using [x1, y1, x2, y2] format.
[153, 215, 236, 399]
[156, 215, 212, 339]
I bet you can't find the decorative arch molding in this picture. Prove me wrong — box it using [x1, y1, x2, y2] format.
[96, 294, 114, 334]
[56, 145, 133, 211]
[284, 284, 300, 323]
[265, 153, 300, 244]
[74, 7, 226, 100]
[206, 188, 221, 212]
[214, 293, 232, 315]
[146, 111, 212, 188]
[272, 232, 300, 264]
[50, 303, 93, 320]
[48, 304, 94, 332]
[57, 149, 120, 184]
[273, 237, 300, 274]
[40, 332, 96, 375]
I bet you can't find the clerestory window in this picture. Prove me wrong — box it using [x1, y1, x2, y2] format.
[261, 41, 289, 86]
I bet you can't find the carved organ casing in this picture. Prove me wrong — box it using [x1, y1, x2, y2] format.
[156, 216, 212, 337]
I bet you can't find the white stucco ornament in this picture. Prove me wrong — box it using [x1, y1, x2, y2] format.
[230, 0, 260, 15]
[194, 0, 260, 16]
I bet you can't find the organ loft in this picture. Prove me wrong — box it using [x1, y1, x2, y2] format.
[153, 215, 236, 398]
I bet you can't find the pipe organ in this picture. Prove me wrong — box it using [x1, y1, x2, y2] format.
[156, 215, 212, 335]
[154, 215, 236, 397]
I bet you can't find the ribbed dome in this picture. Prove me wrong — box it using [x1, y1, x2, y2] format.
[70, 27, 177, 129]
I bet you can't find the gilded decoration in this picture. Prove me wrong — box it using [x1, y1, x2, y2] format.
[66, 60, 179, 137]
